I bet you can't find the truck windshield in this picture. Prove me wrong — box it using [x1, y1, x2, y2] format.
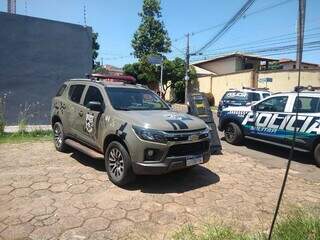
[105, 87, 170, 111]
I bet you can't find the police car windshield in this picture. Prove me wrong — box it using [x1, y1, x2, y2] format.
[105, 87, 170, 111]
[223, 91, 249, 101]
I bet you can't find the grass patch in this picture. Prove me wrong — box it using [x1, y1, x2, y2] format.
[0, 130, 52, 144]
[172, 208, 320, 240]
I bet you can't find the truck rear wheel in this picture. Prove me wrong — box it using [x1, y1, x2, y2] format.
[314, 143, 320, 167]
[105, 141, 135, 186]
[224, 122, 243, 145]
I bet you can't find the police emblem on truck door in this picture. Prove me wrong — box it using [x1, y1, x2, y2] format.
[85, 113, 95, 133]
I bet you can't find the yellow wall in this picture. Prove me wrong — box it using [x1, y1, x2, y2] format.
[199, 70, 254, 104]
[258, 70, 320, 93]
[199, 69, 320, 105]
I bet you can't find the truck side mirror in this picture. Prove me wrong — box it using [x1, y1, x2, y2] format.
[251, 105, 257, 111]
[87, 101, 103, 112]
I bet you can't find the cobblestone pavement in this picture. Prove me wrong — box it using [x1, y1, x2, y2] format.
[0, 141, 319, 240]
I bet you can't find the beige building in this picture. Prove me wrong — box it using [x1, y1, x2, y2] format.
[193, 53, 276, 75]
[194, 53, 320, 105]
[279, 58, 320, 70]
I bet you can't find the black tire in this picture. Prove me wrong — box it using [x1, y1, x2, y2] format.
[105, 141, 135, 186]
[53, 122, 68, 152]
[224, 122, 243, 145]
[314, 143, 320, 167]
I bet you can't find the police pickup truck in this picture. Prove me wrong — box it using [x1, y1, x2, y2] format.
[218, 88, 320, 166]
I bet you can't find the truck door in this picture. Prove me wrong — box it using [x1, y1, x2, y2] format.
[81, 86, 105, 147]
[66, 84, 86, 138]
[251, 96, 289, 143]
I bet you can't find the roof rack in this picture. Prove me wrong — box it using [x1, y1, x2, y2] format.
[86, 73, 137, 84]
[294, 85, 320, 92]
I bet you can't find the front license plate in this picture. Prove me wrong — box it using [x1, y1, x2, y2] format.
[186, 155, 203, 166]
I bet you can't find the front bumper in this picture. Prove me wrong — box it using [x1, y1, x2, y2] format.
[132, 149, 211, 175]
[127, 130, 211, 175]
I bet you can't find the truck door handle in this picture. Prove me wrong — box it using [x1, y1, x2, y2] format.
[79, 111, 84, 117]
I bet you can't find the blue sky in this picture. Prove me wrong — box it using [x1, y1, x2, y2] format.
[1, 0, 319, 67]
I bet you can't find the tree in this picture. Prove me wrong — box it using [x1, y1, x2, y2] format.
[123, 57, 198, 102]
[132, 0, 171, 59]
[92, 32, 100, 69]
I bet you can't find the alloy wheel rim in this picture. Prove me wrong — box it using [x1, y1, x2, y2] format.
[54, 125, 63, 147]
[108, 148, 124, 179]
[225, 125, 235, 140]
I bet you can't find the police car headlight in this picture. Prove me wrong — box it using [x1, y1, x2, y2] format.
[132, 125, 167, 143]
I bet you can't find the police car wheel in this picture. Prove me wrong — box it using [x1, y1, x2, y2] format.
[224, 122, 243, 145]
[53, 122, 68, 152]
[314, 143, 320, 167]
[105, 141, 136, 186]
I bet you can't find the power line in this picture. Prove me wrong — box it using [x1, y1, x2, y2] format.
[201, 27, 320, 54]
[193, 40, 320, 61]
[195, 0, 257, 54]
[172, 0, 296, 43]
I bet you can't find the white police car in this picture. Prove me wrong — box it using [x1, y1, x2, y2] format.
[217, 87, 270, 117]
[218, 87, 320, 167]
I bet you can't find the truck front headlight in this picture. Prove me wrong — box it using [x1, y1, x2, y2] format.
[132, 125, 167, 143]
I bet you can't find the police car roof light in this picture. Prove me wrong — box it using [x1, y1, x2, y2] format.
[87, 74, 137, 85]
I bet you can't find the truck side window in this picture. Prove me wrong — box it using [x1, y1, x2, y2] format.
[256, 96, 288, 112]
[68, 85, 85, 104]
[84, 86, 104, 107]
[293, 97, 320, 113]
[56, 84, 67, 96]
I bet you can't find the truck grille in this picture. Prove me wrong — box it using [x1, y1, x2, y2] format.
[167, 141, 209, 157]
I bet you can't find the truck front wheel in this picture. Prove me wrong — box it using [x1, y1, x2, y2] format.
[224, 122, 243, 145]
[105, 141, 135, 186]
[314, 143, 320, 167]
[53, 122, 68, 152]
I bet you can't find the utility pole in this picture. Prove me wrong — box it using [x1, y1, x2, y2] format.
[296, 0, 306, 70]
[184, 33, 190, 104]
[267, 1, 306, 240]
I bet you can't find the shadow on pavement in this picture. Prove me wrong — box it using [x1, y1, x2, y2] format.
[125, 165, 220, 194]
[221, 137, 314, 166]
[70, 149, 219, 193]
[70, 151, 106, 172]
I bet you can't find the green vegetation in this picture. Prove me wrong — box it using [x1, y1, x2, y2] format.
[132, 0, 171, 59]
[0, 130, 52, 144]
[172, 208, 320, 240]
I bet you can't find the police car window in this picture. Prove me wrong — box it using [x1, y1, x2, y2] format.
[56, 84, 66, 96]
[84, 86, 104, 107]
[256, 96, 288, 112]
[68, 85, 85, 104]
[293, 97, 320, 113]
[262, 93, 270, 98]
[250, 93, 260, 101]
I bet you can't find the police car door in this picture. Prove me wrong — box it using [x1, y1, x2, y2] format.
[81, 86, 105, 147]
[251, 95, 290, 144]
[287, 95, 320, 150]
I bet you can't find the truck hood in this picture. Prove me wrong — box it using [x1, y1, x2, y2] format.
[115, 110, 207, 131]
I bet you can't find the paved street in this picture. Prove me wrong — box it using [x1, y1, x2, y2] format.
[0, 141, 319, 240]
[212, 114, 320, 183]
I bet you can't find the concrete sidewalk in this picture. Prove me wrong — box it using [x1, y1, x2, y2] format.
[4, 125, 51, 133]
